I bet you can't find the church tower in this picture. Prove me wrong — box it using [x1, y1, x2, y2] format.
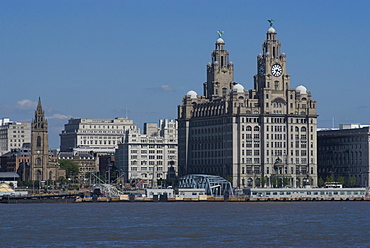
[204, 33, 235, 100]
[30, 98, 49, 181]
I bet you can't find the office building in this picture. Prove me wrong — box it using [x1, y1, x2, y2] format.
[59, 118, 136, 152]
[318, 124, 370, 187]
[0, 118, 30, 155]
[115, 119, 177, 188]
[178, 25, 318, 188]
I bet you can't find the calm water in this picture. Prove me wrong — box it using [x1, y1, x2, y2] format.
[1, 201, 369, 247]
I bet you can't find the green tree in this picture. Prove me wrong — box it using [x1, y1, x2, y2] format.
[260, 176, 266, 187]
[337, 176, 345, 186]
[264, 176, 269, 187]
[318, 177, 324, 187]
[58, 160, 79, 179]
[283, 177, 291, 187]
[326, 176, 334, 183]
[348, 176, 356, 187]
[272, 177, 279, 188]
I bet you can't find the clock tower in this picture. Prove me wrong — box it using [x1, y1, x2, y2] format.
[253, 25, 292, 115]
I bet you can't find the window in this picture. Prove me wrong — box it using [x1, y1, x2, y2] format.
[37, 136, 41, 147]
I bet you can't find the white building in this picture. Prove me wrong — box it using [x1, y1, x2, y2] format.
[59, 118, 136, 152]
[0, 118, 31, 155]
[115, 119, 178, 188]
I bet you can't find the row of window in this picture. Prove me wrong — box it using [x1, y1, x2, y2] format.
[131, 166, 164, 171]
[131, 150, 164, 154]
[130, 157, 176, 165]
[131, 155, 163, 160]
[81, 140, 117, 145]
[318, 144, 363, 150]
[81, 125, 129, 129]
[241, 165, 314, 175]
[241, 125, 314, 133]
[241, 157, 314, 165]
[131, 145, 174, 148]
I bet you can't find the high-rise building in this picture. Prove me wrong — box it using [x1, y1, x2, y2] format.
[178, 25, 318, 188]
[115, 119, 178, 188]
[0, 118, 30, 155]
[59, 118, 136, 152]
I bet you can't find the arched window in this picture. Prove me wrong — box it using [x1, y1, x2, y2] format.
[295, 127, 299, 132]
[301, 127, 306, 132]
[36, 170, 42, 181]
[36, 158, 41, 166]
[246, 126, 252, 132]
[254, 126, 260, 132]
[37, 136, 41, 147]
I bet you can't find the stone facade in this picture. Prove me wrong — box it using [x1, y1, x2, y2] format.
[0, 118, 30, 155]
[115, 119, 178, 188]
[30, 98, 65, 181]
[178, 26, 318, 188]
[59, 118, 136, 152]
[318, 125, 370, 187]
[58, 151, 99, 180]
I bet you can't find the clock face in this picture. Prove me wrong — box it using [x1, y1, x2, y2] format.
[258, 66, 265, 76]
[271, 64, 282, 77]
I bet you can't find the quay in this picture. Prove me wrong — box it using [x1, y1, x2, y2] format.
[2, 192, 370, 203]
[2, 184, 370, 203]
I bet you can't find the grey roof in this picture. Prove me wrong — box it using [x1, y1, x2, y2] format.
[0, 172, 20, 178]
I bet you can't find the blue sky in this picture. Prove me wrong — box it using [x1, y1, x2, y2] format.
[1, 1, 370, 148]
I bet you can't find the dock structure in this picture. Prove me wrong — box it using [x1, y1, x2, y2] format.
[178, 174, 234, 197]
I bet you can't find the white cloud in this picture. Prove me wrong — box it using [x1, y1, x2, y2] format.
[47, 114, 72, 120]
[16, 99, 37, 110]
[160, 85, 175, 92]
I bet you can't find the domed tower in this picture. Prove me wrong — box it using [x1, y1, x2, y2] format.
[204, 32, 234, 100]
[254, 23, 290, 94]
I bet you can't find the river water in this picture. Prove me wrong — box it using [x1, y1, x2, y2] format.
[1, 201, 369, 247]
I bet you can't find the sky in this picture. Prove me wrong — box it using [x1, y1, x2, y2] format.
[1, 1, 370, 148]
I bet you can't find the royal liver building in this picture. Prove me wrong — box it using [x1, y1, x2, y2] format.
[178, 24, 318, 188]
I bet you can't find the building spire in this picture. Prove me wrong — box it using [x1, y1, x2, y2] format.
[33, 97, 48, 129]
